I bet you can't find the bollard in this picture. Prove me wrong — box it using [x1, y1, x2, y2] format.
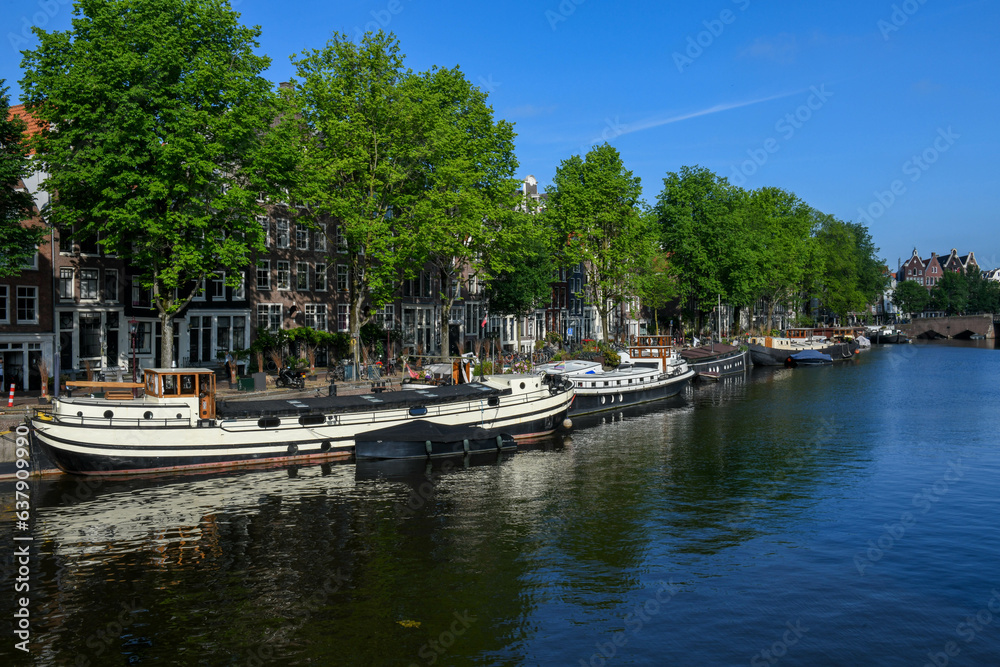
[7, 383, 14, 407]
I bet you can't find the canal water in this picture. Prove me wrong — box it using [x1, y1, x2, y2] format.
[2, 342, 999, 666]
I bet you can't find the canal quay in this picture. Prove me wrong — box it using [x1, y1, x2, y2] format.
[2, 341, 999, 666]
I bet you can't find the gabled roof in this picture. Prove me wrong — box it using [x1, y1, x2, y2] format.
[7, 104, 45, 137]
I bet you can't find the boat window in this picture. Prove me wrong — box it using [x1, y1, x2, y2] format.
[180, 374, 195, 394]
[163, 374, 178, 396]
[146, 373, 157, 396]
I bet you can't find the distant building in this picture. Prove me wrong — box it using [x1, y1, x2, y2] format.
[897, 248, 978, 289]
[896, 247, 980, 318]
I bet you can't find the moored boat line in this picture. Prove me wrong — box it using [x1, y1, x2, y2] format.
[29, 367, 574, 474]
[747, 329, 860, 366]
[23, 329, 877, 474]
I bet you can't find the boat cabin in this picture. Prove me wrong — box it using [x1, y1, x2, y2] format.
[626, 336, 680, 374]
[143, 368, 217, 419]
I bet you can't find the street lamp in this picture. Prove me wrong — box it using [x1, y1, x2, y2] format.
[129, 317, 138, 391]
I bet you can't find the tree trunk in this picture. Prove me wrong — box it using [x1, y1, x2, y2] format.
[160, 312, 174, 369]
[600, 305, 610, 344]
[440, 298, 452, 362]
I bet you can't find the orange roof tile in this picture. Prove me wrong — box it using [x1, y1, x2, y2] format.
[7, 104, 46, 136]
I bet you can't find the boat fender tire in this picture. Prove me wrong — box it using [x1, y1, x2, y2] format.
[463, 438, 470, 454]
[496, 435, 503, 450]
[321, 440, 331, 452]
[425, 440, 433, 456]
[288, 443, 298, 455]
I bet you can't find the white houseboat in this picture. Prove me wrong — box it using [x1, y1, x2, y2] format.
[30, 367, 574, 475]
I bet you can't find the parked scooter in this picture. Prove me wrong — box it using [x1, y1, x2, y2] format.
[276, 367, 306, 389]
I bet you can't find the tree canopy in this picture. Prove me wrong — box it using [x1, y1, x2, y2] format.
[403, 64, 519, 358]
[545, 143, 654, 343]
[0, 81, 46, 278]
[20, 0, 283, 365]
[656, 165, 887, 331]
[891, 279, 929, 318]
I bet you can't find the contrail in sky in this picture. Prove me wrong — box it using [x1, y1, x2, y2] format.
[619, 89, 804, 136]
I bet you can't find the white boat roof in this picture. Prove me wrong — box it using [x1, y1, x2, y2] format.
[535, 360, 604, 375]
[145, 368, 216, 374]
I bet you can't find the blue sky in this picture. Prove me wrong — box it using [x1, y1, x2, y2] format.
[2, 0, 997, 270]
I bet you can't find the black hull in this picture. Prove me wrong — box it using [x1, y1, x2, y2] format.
[870, 333, 909, 344]
[569, 373, 692, 417]
[355, 434, 516, 460]
[749, 341, 858, 366]
[683, 348, 750, 379]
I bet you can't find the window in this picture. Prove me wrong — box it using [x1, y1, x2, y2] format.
[257, 304, 282, 332]
[337, 265, 348, 292]
[0, 286, 7, 323]
[20, 250, 38, 270]
[276, 219, 290, 248]
[217, 316, 231, 354]
[314, 224, 327, 252]
[337, 304, 348, 332]
[233, 316, 246, 350]
[131, 279, 151, 307]
[192, 277, 206, 301]
[135, 321, 152, 354]
[305, 304, 327, 331]
[336, 228, 347, 252]
[79, 313, 101, 357]
[296, 262, 310, 290]
[104, 269, 119, 302]
[256, 260, 270, 289]
[379, 303, 394, 329]
[257, 216, 270, 247]
[315, 263, 327, 291]
[80, 269, 99, 300]
[59, 268, 74, 300]
[277, 261, 290, 290]
[296, 225, 309, 250]
[15, 287, 37, 323]
[210, 272, 225, 299]
[233, 272, 246, 300]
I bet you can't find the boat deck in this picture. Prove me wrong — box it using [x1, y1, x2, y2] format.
[216, 382, 504, 418]
[680, 343, 742, 360]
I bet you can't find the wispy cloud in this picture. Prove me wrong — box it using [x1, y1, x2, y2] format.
[619, 90, 804, 137]
[741, 32, 799, 64]
[911, 79, 943, 95]
[506, 103, 558, 117]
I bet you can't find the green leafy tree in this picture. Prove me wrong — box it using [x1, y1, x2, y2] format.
[930, 269, 969, 315]
[21, 0, 282, 366]
[735, 187, 813, 329]
[635, 248, 678, 335]
[288, 31, 419, 368]
[654, 165, 735, 329]
[891, 279, 929, 318]
[405, 65, 519, 359]
[0, 81, 46, 278]
[964, 267, 999, 314]
[809, 215, 888, 321]
[482, 211, 554, 350]
[546, 144, 654, 343]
